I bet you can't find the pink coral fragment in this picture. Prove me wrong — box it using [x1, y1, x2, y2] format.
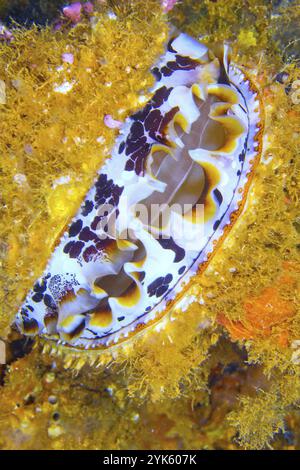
[161, 0, 178, 13]
[0, 23, 14, 42]
[83, 2, 94, 13]
[63, 2, 82, 23]
[104, 115, 122, 129]
[62, 53, 74, 64]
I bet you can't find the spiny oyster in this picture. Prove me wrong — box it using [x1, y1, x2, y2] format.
[16, 34, 262, 349]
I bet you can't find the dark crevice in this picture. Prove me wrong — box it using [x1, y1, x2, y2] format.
[0, 328, 34, 386]
[1, 0, 65, 26]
